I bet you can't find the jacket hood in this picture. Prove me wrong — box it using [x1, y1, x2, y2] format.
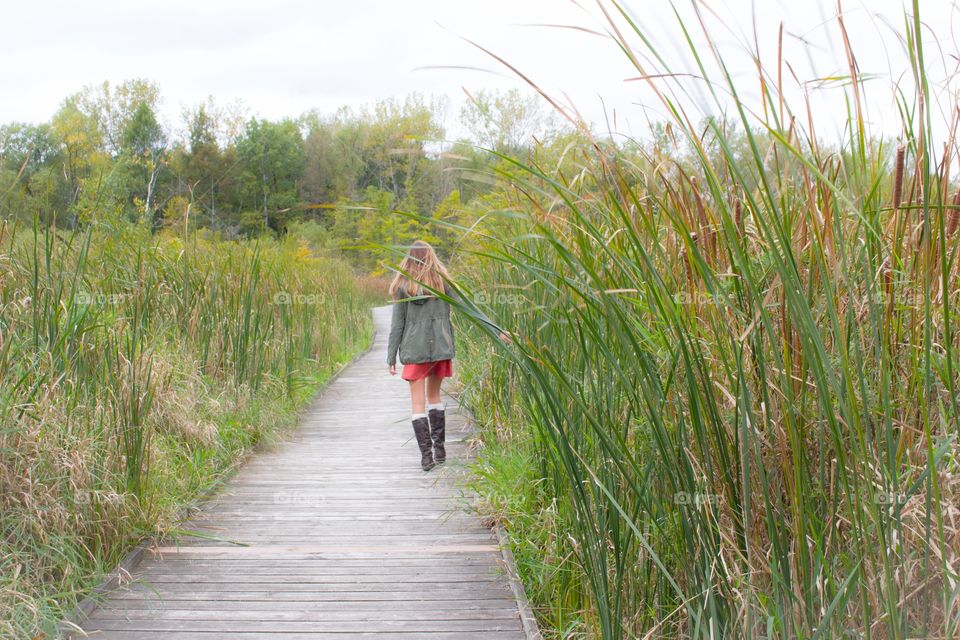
[401, 288, 430, 305]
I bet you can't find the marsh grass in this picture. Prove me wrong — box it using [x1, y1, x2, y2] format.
[0, 221, 378, 637]
[453, 1, 960, 637]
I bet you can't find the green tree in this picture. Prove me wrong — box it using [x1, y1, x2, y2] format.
[356, 95, 444, 210]
[73, 79, 162, 155]
[118, 102, 168, 227]
[300, 111, 360, 207]
[51, 96, 108, 220]
[0, 123, 70, 222]
[459, 88, 555, 154]
[236, 118, 305, 233]
[174, 104, 227, 228]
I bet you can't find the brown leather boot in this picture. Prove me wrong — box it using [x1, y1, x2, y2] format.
[428, 408, 446, 464]
[412, 416, 435, 471]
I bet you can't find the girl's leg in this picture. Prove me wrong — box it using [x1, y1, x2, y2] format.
[425, 374, 442, 405]
[408, 378, 426, 414]
[407, 378, 434, 471]
[425, 374, 446, 463]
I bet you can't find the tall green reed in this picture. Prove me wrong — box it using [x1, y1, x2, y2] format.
[454, 2, 959, 637]
[0, 220, 378, 637]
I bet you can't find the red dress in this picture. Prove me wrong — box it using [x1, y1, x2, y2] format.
[401, 359, 454, 381]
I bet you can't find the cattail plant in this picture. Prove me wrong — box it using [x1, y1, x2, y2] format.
[454, 1, 960, 638]
[0, 220, 379, 636]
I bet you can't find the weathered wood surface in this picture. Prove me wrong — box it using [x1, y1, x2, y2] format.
[74, 306, 529, 639]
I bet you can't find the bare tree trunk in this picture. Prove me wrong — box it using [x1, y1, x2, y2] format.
[145, 162, 161, 230]
[262, 173, 269, 231]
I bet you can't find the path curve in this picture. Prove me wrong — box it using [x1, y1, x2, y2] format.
[75, 306, 534, 639]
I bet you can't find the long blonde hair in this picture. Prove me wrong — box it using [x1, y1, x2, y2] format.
[389, 240, 450, 299]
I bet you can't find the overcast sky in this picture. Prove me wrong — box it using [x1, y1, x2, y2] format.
[2, 0, 958, 144]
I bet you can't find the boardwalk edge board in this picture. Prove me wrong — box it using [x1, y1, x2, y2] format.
[494, 525, 544, 640]
[59, 313, 380, 638]
[448, 385, 543, 640]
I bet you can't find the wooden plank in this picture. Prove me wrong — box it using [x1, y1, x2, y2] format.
[138, 557, 503, 567]
[133, 566, 505, 577]
[149, 544, 501, 555]
[83, 619, 523, 632]
[89, 609, 522, 622]
[123, 574, 508, 585]
[96, 600, 520, 613]
[83, 632, 527, 640]
[73, 306, 539, 640]
[112, 576, 515, 592]
[108, 589, 521, 602]
[178, 514, 481, 522]
[165, 533, 496, 541]
[192, 510, 475, 517]
[169, 524, 492, 532]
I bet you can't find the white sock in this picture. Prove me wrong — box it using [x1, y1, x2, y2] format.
[426, 403, 444, 412]
[412, 413, 427, 420]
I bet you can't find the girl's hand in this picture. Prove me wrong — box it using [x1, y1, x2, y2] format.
[388, 364, 397, 376]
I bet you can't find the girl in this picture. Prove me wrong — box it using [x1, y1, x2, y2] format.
[387, 240, 508, 471]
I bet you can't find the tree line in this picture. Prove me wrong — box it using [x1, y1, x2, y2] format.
[0, 79, 555, 269]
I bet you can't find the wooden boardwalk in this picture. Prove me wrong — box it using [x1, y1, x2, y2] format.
[75, 306, 535, 639]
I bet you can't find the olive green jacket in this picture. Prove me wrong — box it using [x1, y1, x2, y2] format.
[387, 285, 501, 366]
